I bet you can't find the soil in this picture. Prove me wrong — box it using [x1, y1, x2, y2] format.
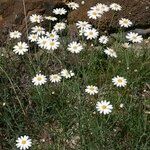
[0, 0, 150, 46]
[0, 0, 63, 46]
[68, 0, 150, 32]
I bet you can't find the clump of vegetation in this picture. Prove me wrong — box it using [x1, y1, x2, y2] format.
[1, 1, 150, 149]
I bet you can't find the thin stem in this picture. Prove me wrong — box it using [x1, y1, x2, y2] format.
[109, 12, 116, 28]
[0, 66, 26, 116]
[22, 0, 29, 38]
[36, 86, 44, 116]
[51, 52, 63, 66]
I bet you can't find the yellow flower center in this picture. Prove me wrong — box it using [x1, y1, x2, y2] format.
[50, 42, 55, 46]
[89, 32, 93, 35]
[37, 77, 42, 81]
[73, 46, 77, 49]
[21, 140, 27, 145]
[92, 12, 97, 16]
[123, 20, 128, 24]
[118, 79, 122, 83]
[19, 46, 23, 49]
[38, 29, 42, 32]
[90, 87, 94, 91]
[50, 34, 54, 38]
[42, 41, 46, 44]
[53, 75, 58, 79]
[101, 105, 107, 110]
[132, 36, 137, 39]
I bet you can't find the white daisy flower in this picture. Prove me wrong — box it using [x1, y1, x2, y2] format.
[44, 16, 57, 21]
[81, 1, 85, 5]
[84, 28, 99, 40]
[53, 8, 67, 15]
[96, 100, 113, 115]
[119, 103, 124, 108]
[50, 74, 62, 83]
[110, 3, 122, 11]
[28, 34, 39, 42]
[53, 22, 66, 32]
[45, 39, 60, 51]
[99, 35, 109, 44]
[32, 74, 47, 86]
[96, 3, 110, 12]
[67, 41, 83, 53]
[104, 47, 117, 58]
[126, 32, 143, 43]
[87, 9, 101, 20]
[46, 31, 59, 40]
[13, 42, 29, 55]
[37, 36, 49, 49]
[119, 18, 132, 28]
[76, 21, 92, 30]
[78, 29, 85, 36]
[122, 42, 131, 49]
[67, 2, 79, 10]
[16, 135, 32, 150]
[90, 6, 103, 14]
[112, 76, 127, 87]
[29, 14, 43, 23]
[85, 85, 98, 95]
[90, 3, 109, 14]
[31, 26, 45, 36]
[10, 31, 22, 39]
[61, 69, 75, 79]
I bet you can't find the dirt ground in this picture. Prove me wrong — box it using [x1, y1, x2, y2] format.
[0, 0, 150, 46]
[0, 0, 63, 46]
[68, 0, 150, 30]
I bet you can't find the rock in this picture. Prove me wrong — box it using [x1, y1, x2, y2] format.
[68, 0, 150, 33]
[132, 28, 150, 35]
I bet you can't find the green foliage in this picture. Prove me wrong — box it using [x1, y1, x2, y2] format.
[1, 32, 150, 150]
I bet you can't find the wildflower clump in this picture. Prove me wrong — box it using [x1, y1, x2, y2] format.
[2, 1, 148, 149]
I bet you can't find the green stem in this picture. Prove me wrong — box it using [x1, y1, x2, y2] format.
[109, 12, 116, 28]
[0, 66, 26, 116]
[36, 86, 44, 116]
